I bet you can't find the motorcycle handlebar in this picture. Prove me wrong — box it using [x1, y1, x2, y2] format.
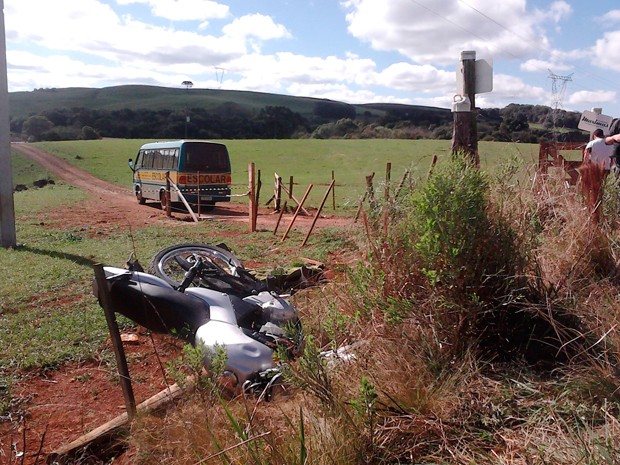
[177, 257, 206, 292]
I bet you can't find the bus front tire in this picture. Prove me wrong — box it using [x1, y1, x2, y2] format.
[136, 188, 146, 205]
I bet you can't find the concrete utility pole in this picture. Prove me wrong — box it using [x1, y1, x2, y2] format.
[0, 0, 16, 248]
[451, 50, 479, 166]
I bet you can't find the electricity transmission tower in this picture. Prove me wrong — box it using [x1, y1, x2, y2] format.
[214, 67, 225, 88]
[548, 70, 573, 135]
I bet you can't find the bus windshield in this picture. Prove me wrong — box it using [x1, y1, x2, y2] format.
[183, 142, 231, 172]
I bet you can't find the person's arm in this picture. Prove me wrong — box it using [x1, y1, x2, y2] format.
[605, 134, 620, 144]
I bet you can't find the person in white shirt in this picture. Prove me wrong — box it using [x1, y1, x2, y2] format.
[584, 128, 619, 172]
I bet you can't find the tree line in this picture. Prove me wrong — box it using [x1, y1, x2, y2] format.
[10, 101, 589, 143]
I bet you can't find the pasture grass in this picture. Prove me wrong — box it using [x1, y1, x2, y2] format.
[34, 139, 543, 209]
[1, 179, 357, 373]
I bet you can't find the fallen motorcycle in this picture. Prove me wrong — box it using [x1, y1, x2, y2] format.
[93, 243, 303, 395]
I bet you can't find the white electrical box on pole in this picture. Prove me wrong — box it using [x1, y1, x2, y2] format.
[0, 0, 16, 248]
[451, 51, 493, 166]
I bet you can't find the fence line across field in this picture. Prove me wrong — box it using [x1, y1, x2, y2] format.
[159, 161, 402, 243]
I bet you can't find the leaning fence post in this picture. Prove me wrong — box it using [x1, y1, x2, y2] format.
[281, 184, 313, 242]
[165, 171, 172, 217]
[254, 169, 262, 227]
[274, 200, 287, 235]
[93, 264, 136, 420]
[331, 170, 336, 210]
[302, 179, 335, 246]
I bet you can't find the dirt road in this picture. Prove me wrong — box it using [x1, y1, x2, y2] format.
[11, 143, 255, 231]
[11, 143, 349, 232]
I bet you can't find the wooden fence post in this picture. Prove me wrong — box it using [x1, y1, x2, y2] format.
[281, 184, 313, 242]
[249, 162, 256, 232]
[93, 264, 136, 420]
[302, 179, 335, 246]
[383, 162, 391, 236]
[165, 171, 171, 217]
[254, 169, 261, 227]
[366, 172, 377, 211]
[275, 174, 282, 212]
[274, 200, 287, 235]
[395, 169, 410, 199]
[197, 171, 201, 216]
[331, 170, 336, 210]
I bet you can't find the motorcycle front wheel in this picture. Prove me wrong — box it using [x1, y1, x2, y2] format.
[148, 243, 244, 288]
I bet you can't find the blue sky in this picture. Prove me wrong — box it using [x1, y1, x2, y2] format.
[4, 0, 620, 118]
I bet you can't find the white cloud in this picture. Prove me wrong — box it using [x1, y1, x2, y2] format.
[485, 74, 547, 104]
[223, 14, 291, 41]
[115, 0, 229, 22]
[226, 52, 377, 89]
[5, 0, 122, 47]
[592, 31, 620, 72]
[601, 9, 620, 24]
[521, 59, 572, 73]
[378, 63, 453, 93]
[7, 51, 173, 89]
[5, 0, 249, 67]
[341, 0, 558, 64]
[567, 90, 617, 108]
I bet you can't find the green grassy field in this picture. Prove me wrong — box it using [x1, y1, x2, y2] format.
[3, 138, 540, 371]
[30, 139, 543, 209]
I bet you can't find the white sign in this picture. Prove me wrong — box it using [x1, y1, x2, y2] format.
[456, 58, 493, 95]
[578, 110, 613, 133]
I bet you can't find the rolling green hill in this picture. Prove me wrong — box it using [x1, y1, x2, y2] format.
[9, 84, 454, 125]
[9, 85, 373, 120]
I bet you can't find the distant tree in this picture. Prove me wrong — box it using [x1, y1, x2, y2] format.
[22, 115, 54, 141]
[313, 100, 356, 121]
[256, 106, 306, 138]
[500, 112, 529, 134]
[81, 125, 100, 140]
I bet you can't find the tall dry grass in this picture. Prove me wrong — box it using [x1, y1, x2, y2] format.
[126, 156, 620, 464]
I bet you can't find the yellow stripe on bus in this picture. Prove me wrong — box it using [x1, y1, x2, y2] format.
[136, 171, 230, 185]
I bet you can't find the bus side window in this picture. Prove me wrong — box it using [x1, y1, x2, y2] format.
[164, 149, 174, 170]
[143, 150, 153, 168]
[152, 150, 161, 169]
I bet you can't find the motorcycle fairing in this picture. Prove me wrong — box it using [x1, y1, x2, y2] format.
[106, 275, 210, 341]
[194, 320, 275, 385]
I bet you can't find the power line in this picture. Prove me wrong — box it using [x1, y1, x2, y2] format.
[408, 0, 618, 110]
